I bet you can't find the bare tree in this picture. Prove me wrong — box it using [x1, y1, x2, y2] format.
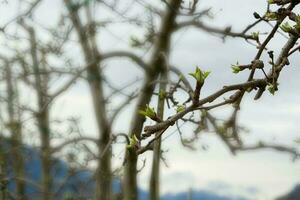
[4, 59, 26, 200]
[149, 63, 168, 200]
[124, 1, 182, 199]
[22, 25, 53, 200]
[0, 141, 7, 200]
[64, 1, 112, 199]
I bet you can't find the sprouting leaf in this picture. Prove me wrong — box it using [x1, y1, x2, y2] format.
[265, 12, 278, 21]
[126, 134, 139, 149]
[176, 104, 186, 113]
[138, 104, 156, 119]
[231, 62, 241, 74]
[189, 67, 202, 82]
[189, 67, 210, 83]
[132, 134, 139, 144]
[267, 83, 276, 95]
[203, 71, 211, 79]
[267, 0, 275, 4]
[280, 22, 292, 33]
[251, 32, 259, 40]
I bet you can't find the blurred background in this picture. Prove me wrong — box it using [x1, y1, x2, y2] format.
[0, 0, 299, 200]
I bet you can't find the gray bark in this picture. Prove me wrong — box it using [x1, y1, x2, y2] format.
[5, 61, 26, 200]
[27, 27, 53, 200]
[64, 1, 112, 199]
[124, 1, 182, 200]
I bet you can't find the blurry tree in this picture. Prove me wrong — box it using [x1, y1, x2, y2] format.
[3, 58, 26, 200]
[64, 0, 113, 199]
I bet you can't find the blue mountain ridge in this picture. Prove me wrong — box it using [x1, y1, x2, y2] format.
[276, 184, 300, 200]
[1, 140, 250, 200]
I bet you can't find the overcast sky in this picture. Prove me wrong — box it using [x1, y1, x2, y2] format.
[1, 0, 300, 199]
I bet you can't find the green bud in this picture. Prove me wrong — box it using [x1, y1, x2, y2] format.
[267, 83, 276, 95]
[189, 67, 210, 83]
[203, 71, 211, 79]
[251, 32, 259, 40]
[126, 134, 139, 149]
[231, 62, 241, 74]
[265, 12, 278, 21]
[176, 105, 186, 113]
[138, 104, 156, 119]
[280, 22, 292, 33]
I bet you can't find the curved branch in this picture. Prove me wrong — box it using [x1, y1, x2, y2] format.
[101, 51, 148, 71]
[233, 143, 300, 161]
[50, 67, 87, 98]
[51, 136, 98, 153]
[175, 21, 256, 40]
[143, 79, 266, 137]
[110, 93, 138, 126]
[169, 66, 193, 98]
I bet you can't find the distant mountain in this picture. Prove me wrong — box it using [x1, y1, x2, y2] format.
[161, 191, 248, 200]
[276, 184, 300, 200]
[2, 139, 248, 200]
[137, 189, 248, 200]
[2, 140, 97, 199]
